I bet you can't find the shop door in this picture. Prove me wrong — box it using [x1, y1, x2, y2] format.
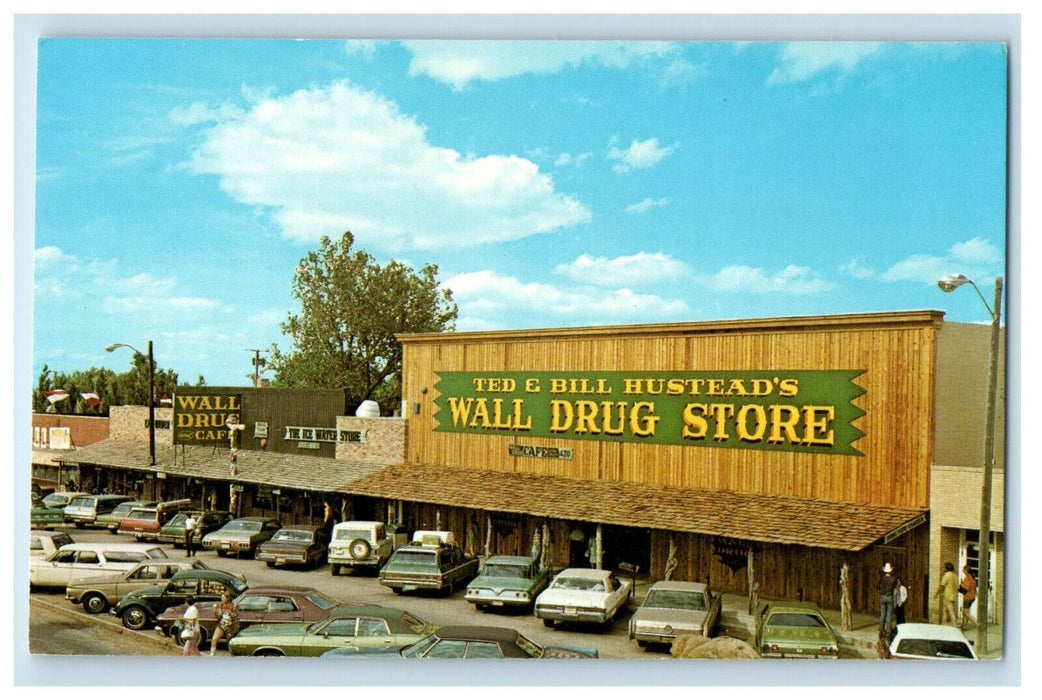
[961, 530, 998, 623]
[601, 525, 650, 574]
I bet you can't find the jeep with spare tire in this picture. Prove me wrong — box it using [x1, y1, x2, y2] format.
[327, 520, 399, 576]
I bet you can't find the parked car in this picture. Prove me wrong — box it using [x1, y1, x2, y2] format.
[158, 510, 233, 547]
[157, 585, 343, 647]
[887, 623, 977, 660]
[256, 524, 330, 569]
[323, 625, 600, 659]
[30, 542, 168, 589]
[628, 580, 723, 648]
[534, 568, 632, 630]
[465, 555, 551, 611]
[754, 601, 840, 659]
[117, 499, 192, 540]
[228, 605, 434, 657]
[328, 520, 400, 575]
[30, 530, 74, 560]
[96, 500, 157, 534]
[63, 494, 134, 528]
[378, 531, 479, 595]
[65, 558, 210, 614]
[111, 568, 248, 630]
[31, 491, 87, 527]
[201, 517, 281, 558]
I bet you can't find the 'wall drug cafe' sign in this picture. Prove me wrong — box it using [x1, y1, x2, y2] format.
[433, 370, 866, 456]
[173, 391, 243, 445]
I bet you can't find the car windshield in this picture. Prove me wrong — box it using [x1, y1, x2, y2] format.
[767, 612, 827, 628]
[895, 638, 974, 659]
[42, 494, 70, 508]
[399, 634, 439, 658]
[482, 564, 528, 578]
[304, 591, 339, 610]
[551, 576, 604, 591]
[224, 520, 262, 532]
[68, 497, 93, 508]
[50, 533, 73, 548]
[643, 590, 707, 611]
[166, 513, 188, 527]
[272, 530, 312, 542]
[111, 503, 135, 517]
[334, 529, 371, 541]
[390, 550, 436, 565]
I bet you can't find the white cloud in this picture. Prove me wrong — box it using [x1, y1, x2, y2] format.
[700, 264, 834, 295]
[880, 237, 1004, 284]
[181, 80, 590, 250]
[624, 197, 669, 214]
[556, 252, 687, 286]
[661, 59, 707, 87]
[767, 42, 883, 85]
[34, 246, 224, 319]
[446, 269, 688, 329]
[403, 40, 677, 90]
[607, 137, 677, 173]
[839, 257, 875, 279]
[344, 40, 382, 58]
[555, 151, 592, 167]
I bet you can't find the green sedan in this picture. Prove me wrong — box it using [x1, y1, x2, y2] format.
[754, 601, 840, 659]
[228, 605, 435, 657]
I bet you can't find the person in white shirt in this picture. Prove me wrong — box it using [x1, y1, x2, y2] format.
[894, 577, 909, 626]
[180, 595, 201, 656]
[184, 514, 198, 556]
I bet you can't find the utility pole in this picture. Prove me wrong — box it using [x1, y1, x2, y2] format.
[248, 349, 269, 387]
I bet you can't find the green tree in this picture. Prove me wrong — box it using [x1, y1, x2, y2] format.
[270, 232, 457, 412]
[34, 358, 186, 415]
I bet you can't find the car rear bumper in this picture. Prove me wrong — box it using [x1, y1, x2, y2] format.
[535, 606, 610, 624]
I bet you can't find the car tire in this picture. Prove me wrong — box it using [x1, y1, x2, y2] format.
[543, 619, 555, 628]
[121, 605, 151, 631]
[82, 593, 109, 614]
[637, 640, 649, 649]
[216, 550, 228, 558]
[331, 564, 341, 576]
[254, 649, 284, 657]
[348, 538, 371, 561]
[74, 522, 85, 529]
[266, 561, 275, 568]
[390, 587, 403, 595]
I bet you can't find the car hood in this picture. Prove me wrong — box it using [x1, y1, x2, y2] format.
[631, 607, 708, 628]
[537, 589, 612, 607]
[542, 645, 599, 659]
[469, 575, 534, 592]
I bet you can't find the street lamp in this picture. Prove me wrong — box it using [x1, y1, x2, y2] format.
[937, 273, 1003, 657]
[106, 340, 156, 467]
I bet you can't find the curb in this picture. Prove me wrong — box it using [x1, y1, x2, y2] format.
[32, 596, 178, 653]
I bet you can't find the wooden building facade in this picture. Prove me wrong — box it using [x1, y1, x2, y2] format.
[388, 311, 944, 617]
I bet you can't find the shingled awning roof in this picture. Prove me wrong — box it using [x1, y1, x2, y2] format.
[344, 463, 926, 552]
[57, 439, 390, 493]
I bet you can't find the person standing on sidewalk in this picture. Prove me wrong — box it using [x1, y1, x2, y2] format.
[960, 565, 978, 630]
[894, 576, 909, 626]
[878, 562, 897, 638]
[184, 513, 198, 557]
[180, 595, 201, 656]
[934, 562, 959, 626]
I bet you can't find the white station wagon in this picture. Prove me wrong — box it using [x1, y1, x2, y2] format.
[534, 568, 632, 630]
[30, 542, 168, 589]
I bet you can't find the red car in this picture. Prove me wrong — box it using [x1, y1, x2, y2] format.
[117, 499, 191, 541]
[155, 585, 343, 648]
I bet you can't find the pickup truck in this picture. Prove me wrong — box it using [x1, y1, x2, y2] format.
[378, 533, 479, 596]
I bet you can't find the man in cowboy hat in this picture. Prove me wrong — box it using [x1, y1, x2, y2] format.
[878, 562, 897, 638]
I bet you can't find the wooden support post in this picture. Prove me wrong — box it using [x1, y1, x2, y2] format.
[595, 524, 603, 570]
[840, 558, 853, 632]
[747, 547, 758, 614]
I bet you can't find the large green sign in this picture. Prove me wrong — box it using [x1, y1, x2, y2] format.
[433, 370, 866, 455]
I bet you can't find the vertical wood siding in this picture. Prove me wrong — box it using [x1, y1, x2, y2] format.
[402, 314, 940, 510]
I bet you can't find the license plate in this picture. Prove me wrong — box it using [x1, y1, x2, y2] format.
[564, 607, 577, 616]
[276, 558, 286, 565]
[221, 544, 230, 549]
[492, 601, 504, 607]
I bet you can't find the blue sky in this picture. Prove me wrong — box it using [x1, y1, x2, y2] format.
[31, 38, 1008, 387]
